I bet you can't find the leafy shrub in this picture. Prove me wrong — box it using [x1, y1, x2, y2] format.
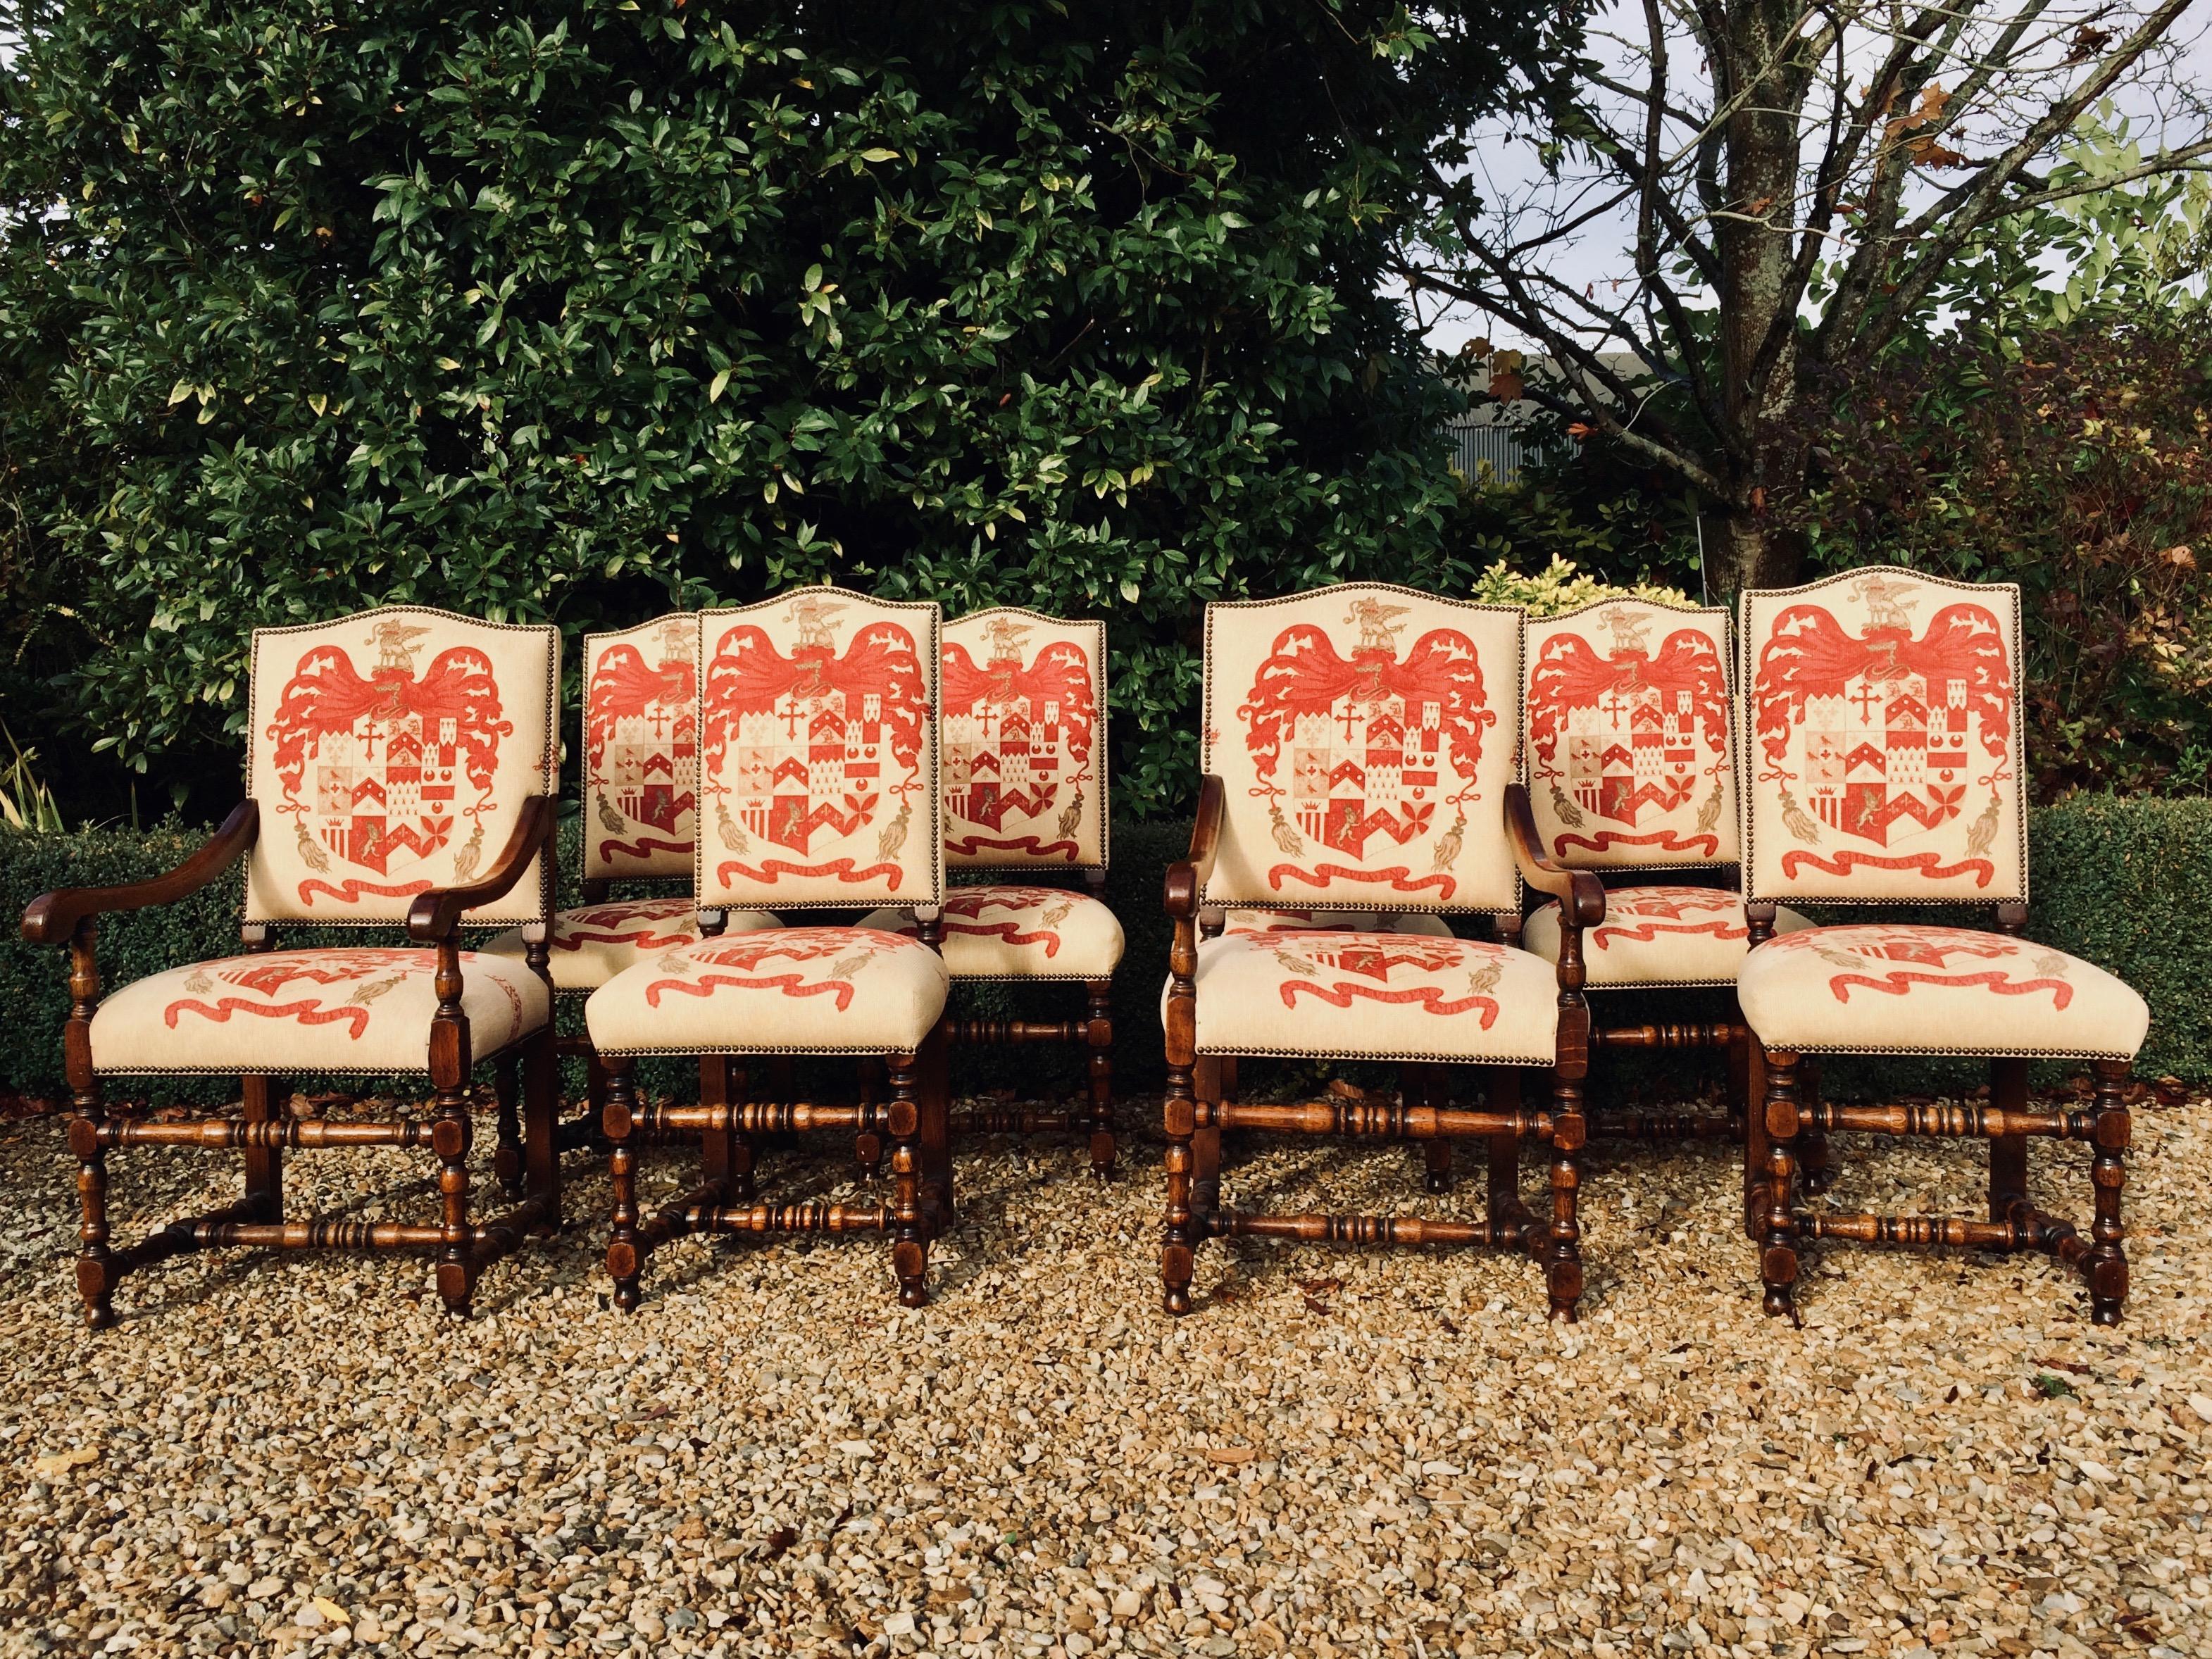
[1467, 554, 1689, 615]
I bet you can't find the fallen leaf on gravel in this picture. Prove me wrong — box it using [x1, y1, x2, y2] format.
[31, 1446, 96, 1477]
[1203, 1445, 1258, 1465]
[311, 1598, 348, 1625]
[1296, 1276, 1342, 1295]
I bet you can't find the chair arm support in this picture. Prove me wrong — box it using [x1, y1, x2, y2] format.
[20, 801, 260, 944]
[407, 797, 556, 943]
[1504, 784, 1604, 928]
[1164, 774, 1225, 922]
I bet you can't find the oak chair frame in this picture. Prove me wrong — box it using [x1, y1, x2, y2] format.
[20, 796, 563, 1327]
[1160, 776, 1605, 1320]
[1736, 571, 2131, 1325]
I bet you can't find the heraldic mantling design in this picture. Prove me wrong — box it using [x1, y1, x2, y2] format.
[1740, 567, 2026, 904]
[585, 613, 699, 878]
[694, 589, 943, 910]
[939, 609, 1107, 869]
[244, 607, 559, 926]
[1523, 599, 1736, 868]
[1201, 585, 1524, 913]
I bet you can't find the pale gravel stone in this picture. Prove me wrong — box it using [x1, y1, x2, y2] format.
[0, 1085, 2206, 1658]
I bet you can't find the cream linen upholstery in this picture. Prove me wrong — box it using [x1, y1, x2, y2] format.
[89, 948, 549, 1075]
[695, 589, 942, 910]
[1523, 886, 1813, 988]
[1737, 925, 2147, 1059]
[861, 886, 1124, 980]
[941, 611, 1108, 870]
[1200, 585, 1523, 915]
[1523, 600, 1737, 867]
[1170, 929, 1560, 1063]
[1739, 568, 2027, 905]
[583, 613, 699, 879]
[1218, 907, 1456, 940]
[244, 608, 559, 926]
[586, 927, 949, 1056]
[483, 898, 783, 993]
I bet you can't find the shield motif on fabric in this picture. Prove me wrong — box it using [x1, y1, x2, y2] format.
[265, 622, 512, 906]
[1754, 575, 2013, 886]
[1238, 598, 1496, 898]
[702, 596, 929, 887]
[940, 616, 1097, 861]
[1527, 608, 1730, 858]
[588, 618, 699, 865]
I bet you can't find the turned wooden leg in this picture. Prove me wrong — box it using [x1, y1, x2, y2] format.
[700, 1056, 754, 1202]
[432, 1081, 475, 1317]
[69, 1084, 115, 1330]
[240, 1074, 288, 1222]
[1086, 978, 1115, 1181]
[1486, 1067, 1523, 1238]
[1413, 1066, 1452, 1194]
[1988, 1056, 2031, 1229]
[887, 1049, 928, 1308]
[1742, 1039, 1770, 1242]
[523, 1027, 560, 1236]
[1546, 1070, 1585, 1322]
[1760, 1050, 1802, 1322]
[492, 1052, 523, 1197]
[604, 1060, 644, 1313]
[854, 1056, 886, 1179]
[2087, 1058, 2130, 1326]
[585, 1052, 612, 1149]
[1161, 1053, 1200, 1317]
[1797, 1056, 1832, 1195]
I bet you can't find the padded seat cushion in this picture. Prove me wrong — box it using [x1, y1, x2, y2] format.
[585, 927, 949, 1056]
[1218, 907, 1456, 940]
[90, 948, 549, 1075]
[1738, 925, 2149, 1060]
[861, 886, 1124, 979]
[1168, 929, 1560, 1063]
[483, 899, 782, 992]
[1523, 887, 1814, 987]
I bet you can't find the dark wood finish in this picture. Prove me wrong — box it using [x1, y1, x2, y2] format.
[603, 1022, 954, 1310]
[23, 791, 564, 1329]
[1158, 779, 1587, 1318]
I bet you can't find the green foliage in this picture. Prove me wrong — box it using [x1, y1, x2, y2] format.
[1467, 554, 1689, 615]
[0, 1, 1562, 824]
[0, 727, 65, 834]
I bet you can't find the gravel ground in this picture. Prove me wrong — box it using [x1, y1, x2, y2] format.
[1, 1086, 2208, 1659]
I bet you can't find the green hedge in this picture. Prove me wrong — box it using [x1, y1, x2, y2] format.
[4, 796, 2206, 1104]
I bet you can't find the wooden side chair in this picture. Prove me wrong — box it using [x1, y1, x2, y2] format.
[1735, 566, 2149, 1324]
[586, 589, 955, 1308]
[861, 608, 1123, 1177]
[19, 607, 564, 1325]
[1515, 599, 1811, 1217]
[1160, 582, 1604, 1320]
[485, 613, 781, 1139]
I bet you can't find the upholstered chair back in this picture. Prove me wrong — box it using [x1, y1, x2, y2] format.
[245, 607, 559, 926]
[1522, 599, 1738, 868]
[939, 609, 1108, 871]
[695, 589, 943, 910]
[1738, 567, 2027, 905]
[1200, 584, 1523, 913]
[582, 613, 699, 880]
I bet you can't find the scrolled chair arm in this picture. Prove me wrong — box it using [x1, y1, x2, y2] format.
[1504, 784, 1604, 930]
[20, 801, 261, 946]
[1163, 774, 1225, 923]
[406, 796, 558, 944]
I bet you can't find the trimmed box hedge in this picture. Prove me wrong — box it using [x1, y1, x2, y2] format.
[3, 796, 2206, 1105]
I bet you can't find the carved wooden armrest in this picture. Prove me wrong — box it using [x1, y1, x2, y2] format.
[406, 797, 557, 944]
[20, 801, 260, 945]
[1163, 774, 1225, 924]
[1504, 784, 1604, 928]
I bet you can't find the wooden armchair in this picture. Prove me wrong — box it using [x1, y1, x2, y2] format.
[1515, 599, 1811, 1220]
[1158, 584, 1604, 1319]
[1735, 567, 2149, 1323]
[19, 608, 565, 1325]
[860, 609, 1122, 1176]
[586, 589, 956, 1308]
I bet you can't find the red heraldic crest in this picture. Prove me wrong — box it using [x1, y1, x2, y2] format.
[1238, 600, 1494, 900]
[1528, 620, 1729, 859]
[588, 627, 698, 867]
[266, 624, 513, 907]
[941, 619, 1097, 862]
[1754, 584, 2013, 886]
[703, 606, 928, 889]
